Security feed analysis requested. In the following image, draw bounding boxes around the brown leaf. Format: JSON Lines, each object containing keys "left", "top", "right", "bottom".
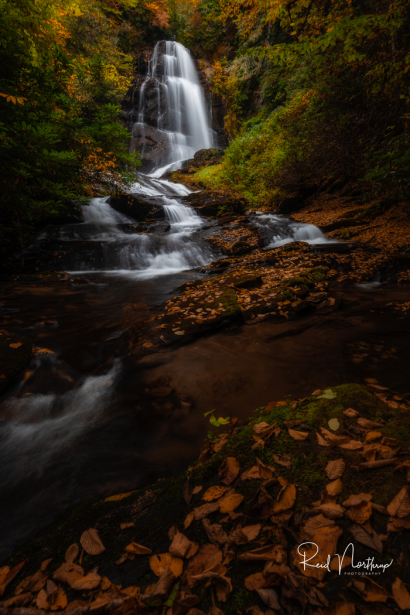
{"left": 272, "top": 482, "right": 296, "bottom": 513}
{"left": 71, "top": 572, "right": 101, "bottom": 590}
{"left": 350, "top": 576, "right": 388, "bottom": 602}
{"left": 316, "top": 432, "right": 330, "bottom": 447}
{"left": 326, "top": 479, "right": 342, "bottom": 496}
{"left": 325, "top": 459, "right": 345, "bottom": 479}
{"left": 343, "top": 493, "right": 372, "bottom": 507}
{"left": 65, "top": 543, "right": 79, "bottom": 564}
{"left": 272, "top": 453, "right": 291, "bottom": 467}
{"left": 115, "top": 553, "right": 128, "bottom": 565}
{"left": 320, "top": 428, "right": 349, "bottom": 445}
{"left": 49, "top": 585, "right": 67, "bottom": 611}
{"left": 230, "top": 524, "right": 261, "bottom": 545}
{"left": 350, "top": 524, "right": 383, "bottom": 554}
{"left": 314, "top": 503, "right": 344, "bottom": 519}
{"left": 343, "top": 408, "right": 360, "bottom": 417}
{"left": 255, "top": 588, "right": 281, "bottom": 610}
{"left": 219, "top": 493, "right": 244, "bottom": 513}
{"left": 192, "top": 486, "right": 202, "bottom": 495}
{"left": 120, "top": 522, "right": 135, "bottom": 530}
{"left": 315, "top": 602, "right": 355, "bottom": 615}
{"left": 40, "top": 559, "right": 52, "bottom": 571}
{"left": 185, "top": 544, "right": 222, "bottom": 587}
{"left": 80, "top": 528, "right": 105, "bottom": 555}
{"left": 300, "top": 515, "right": 335, "bottom": 540}
{"left": 152, "top": 567, "right": 176, "bottom": 597}
{"left": 358, "top": 457, "right": 398, "bottom": 470}
{"left": 357, "top": 418, "right": 384, "bottom": 429}
{"left": 244, "top": 573, "right": 266, "bottom": 591}
{"left": 338, "top": 440, "right": 363, "bottom": 450}
{"left": 294, "top": 525, "right": 343, "bottom": 580}
{"left": 15, "top": 570, "right": 47, "bottom": 595}
{"left": 364, "top": 431, "right": 382, "bottom": 443}
{"left": 202, "top": 486, "right": 228, "bottom": 501}
{"left": 345, "top": 501, "right": 372, "bottom": 525}
{"left": 239, "top": 544, "right": 287, "bottom": 563}
{"left": 184, "top": 511, "right": 195, "bottom": 529}
{"left": 387, "top": 486, "right": 410, "bottom": 518}
{"left": 36, "top": 589, "right": 49, "bottom": 610}
{"left": 218, "top": 457, "right": 240, "bottom": 485}
{"left": 288, "top": 428, "right": 309, "bottom": 441}
{"left": 53, "top": 563, "right": 84, "bottom": 588}
{"left": 213, "top": 435, "right": 229, "bottom": 452}
{"left": 202, "top": 519, "right": 229, "bottom": 545}
{"left": 10, "top": 342, "right": 23, "bottom": 348}
{"left": 241, "top": 458, "right": 275, "bottom": 480}
{"left": 149, "top": 553, "right": 183, "bottom": 578}
{"left": 0, "top": 561, "right": 26, "bottom": 596}
{"left": 170, "top": 533, "right": 192, "bottom": 558}
{"left": 187, "top": 542, "right": 199, "bottom": 559}
{"left": 125, "top": 542, "right": 152, "bottom": 555}
{"left": 193, "top": 502, "right": 220, "bottom": 521}
{"left": 392, "top": 577, "right": 410, "bottom": 610}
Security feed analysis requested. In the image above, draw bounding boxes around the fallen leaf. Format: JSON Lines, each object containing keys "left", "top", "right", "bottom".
{"left": 392, "top": 577, "right": 410, "bottom": 610}
{"left": 326, "top": 479, "right": 342, "bottom": 496}
{"left": 365, "top": 431, "right": 382, "bottom": 443}
{"left": 202, "top": 486, "right": 228, "bottom": 501}
{"left": 202, "top": 519, "right": 229, "bottom": 545}
{"left": 65, "top": 544, "right": 79, "bottom": 564}
{"left": 49, "top": 585, "right": 67, "bottom": 611}
{"left": 351, "top": 576, "right": 388, "bottom": 602}
{"left": 316, "top": 432, "right": 330, "bottom": 447}
{"left": 10, "top": 342, "right": 23, "bottom": 348}
{"left": 150, "top": 553, "right": 183, "bottom": 578}
{"left": 272, "top": 482, "right": 296, "bottom": 512}
{"left": 338, "top": 440, "right": 363, "bottom": 450}
{"left": 300, "top": 515, "right": 335, "bottom": 540}
{"left": 241, "top": 458, "right": 275, "bottom": 480}
{"left": 80, "top": 528, "right": 105, "bottom": 555}
{"left": 0, "top": 561, "right": 26, "bottom": 596}
{"left": 193, "top": 502, "right": 220, "bottom": 521}
{"left": 387, "top": 486, "right": 410, "bottom": 518}
{"left": 185, "top": 544, "right": 223, "bottom": 587}
{"left": 36, "top": 589, "right": 49, "bottom": 610}
{"left": 350, "top": 525, "right": 383, "bottom": 553}
{"left": 288, "top": 428, "right": 309, "bottom": 441}
{"left": 343, "top": 493, "right": 372, "bottom": 507}
{"left": 319, "top": 389, "right": 337, "bottom": 399}
{"left": 294, "top": 525, "right": 343, "bottom": 580}
{"left": 244, "top": 573, "right": 266, "bottom": 590}
{"left": 358, "top": 457, "right": 398, "bottom": 470}
{"left": 192, "top": 486, "right": 202, "bottom": 495}
{"left": 239, "top": 544, "right": 287, "bottom": 562}
{"left": 71, "top": 572, "right": 101, "bottom": 590}
{"left": 53, "top": 563, "right": 84, "bottom": 587}
{"left": 120, "top": 522, "right": 134, "bottom": 530}
{"left": 345, "top": 501, "right": 372, "bottom": 525}
{"left": 170, "top": 533, "right": 192, "bottom": 558}
{"left": 230, "top": 524, "right": 261, "bottom": 545}
{"left": 125, "top": 542, "right": 152, "bottom": 555}
{"left": 219, "top": 492, "right": 244, "bottom": 513}
{"left": 37, "top": 348, "right": 54, "bottom": 354}
{"left": 325, "top": 459, "right": 345, "bottom": 479}
{"left": 272, "top": 453, "right": 291, "bottom": 467}
{"left": 104, "top": 491, "right": 136, "bottom": 502}
{"left": 343, "top": 408, "right": 360, "bottom": 417}
{"left": 357, "top": 418, "right": 384, "bottom": 429}
{"left": 328, "top": 418, "right": 340, "bottom": 431}
{"left": 218, "top": 457, "right": 240, "bottom": 485}
{"left": 255, "top": 588, "right": 281, "bottom": 610}
{"left": 315, "top": 503, "right": 344, "bottom": 519}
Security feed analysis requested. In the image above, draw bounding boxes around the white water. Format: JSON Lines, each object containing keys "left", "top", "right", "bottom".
{"left": 57, "top": 41, "right": 333, "bottom": 279}
{"left": 135, "top": 41, "right": 212, "bottom": 177}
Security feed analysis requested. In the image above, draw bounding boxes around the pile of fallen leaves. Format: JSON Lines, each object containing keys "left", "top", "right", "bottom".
{"left": 1, "top": 383, "right": 410, "bottom": 615}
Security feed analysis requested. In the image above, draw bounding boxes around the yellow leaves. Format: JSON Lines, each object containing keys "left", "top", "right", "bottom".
{"left": 9, "top": 342, "right": 23, "bottom": 349}
{"left": 0, "top": 93, "right": 26, "bottom": 105}
{"left": 149, "top": 553, "right": 183, "bottom": 578}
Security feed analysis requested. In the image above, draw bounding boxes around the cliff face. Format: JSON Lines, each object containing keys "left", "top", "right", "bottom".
{"left": 122, "top": 43, "right": 228, "bottom": 171}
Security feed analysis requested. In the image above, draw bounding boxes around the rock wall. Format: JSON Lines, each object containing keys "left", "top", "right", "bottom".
{"left": 122, "top": 43, "right": 228, "bottom": 170}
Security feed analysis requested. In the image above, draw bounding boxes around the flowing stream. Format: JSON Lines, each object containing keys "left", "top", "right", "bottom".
{"left": 0, "top": 41, "right": 336, "bottom": 561}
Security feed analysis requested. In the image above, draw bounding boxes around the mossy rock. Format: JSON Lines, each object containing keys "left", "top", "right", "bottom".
{"left": 3, "top": 384, "right": 409, "bottom": 613}
{"left": 234, "top": 275, "right": 262, "bottom": 289}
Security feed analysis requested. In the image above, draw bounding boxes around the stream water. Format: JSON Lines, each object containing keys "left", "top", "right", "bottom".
{"left": 0, "top": 41, "right": 353, "bottom": 561}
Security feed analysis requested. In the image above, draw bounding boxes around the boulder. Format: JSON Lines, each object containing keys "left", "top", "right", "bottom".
{"left": 183, "top": 190, "right": 247, "bottom": 218}
{"left": 109, "top": 193, "right": 165, "bottom": 222}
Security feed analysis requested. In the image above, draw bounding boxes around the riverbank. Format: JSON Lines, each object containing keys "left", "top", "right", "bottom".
{"left": 1, "top": 381, "right": 410, "bottom": 614}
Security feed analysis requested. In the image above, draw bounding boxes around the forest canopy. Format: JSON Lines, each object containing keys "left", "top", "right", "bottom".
{"left": 1, "top": 0, "right": 409, "bottom": 248}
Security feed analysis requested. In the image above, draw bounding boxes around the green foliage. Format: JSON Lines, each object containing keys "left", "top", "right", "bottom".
{"left": 0, "top": 0, "right": 140, "bottom": 258}
{"left": 204, "top": 409, "right": 230, "bottom": 427}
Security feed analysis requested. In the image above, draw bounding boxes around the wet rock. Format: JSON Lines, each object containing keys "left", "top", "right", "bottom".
{"left": 183, "top": 190, "right": 247, "bottom": 218}
{"left": 151, "top": 385, "right": 174, "bottom": 397}
{"left": 109, "top": 193, "right": 165, "bottom": 222}
{"left": 306, "top": 292, "right": 328, "bottom": 304}
{"left": 234, "top": 274, "right": 263, "bottom": 289}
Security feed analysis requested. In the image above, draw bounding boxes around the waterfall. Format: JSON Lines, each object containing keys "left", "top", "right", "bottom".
{"left": 132, "top": 41, "right": 212, "bottom": 177}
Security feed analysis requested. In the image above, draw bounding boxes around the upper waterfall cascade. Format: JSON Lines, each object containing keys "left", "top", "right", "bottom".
{"left": 134, "top": 41, "right": 213, "bottom": 177}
